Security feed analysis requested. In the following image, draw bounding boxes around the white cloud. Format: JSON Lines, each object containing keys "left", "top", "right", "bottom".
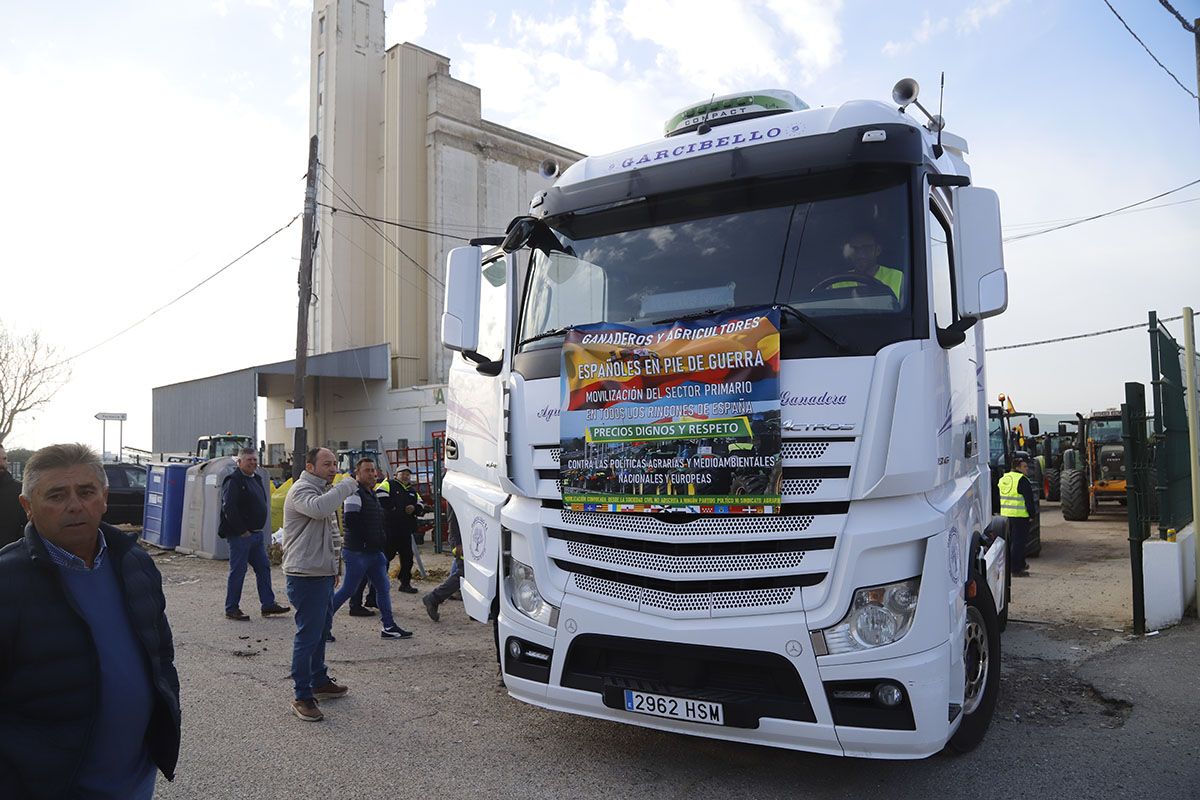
{"left": 882, "top": 13, "right": 949, "bottom": 57}
{"left": 618, "top": 0, "right": 789, "bottom": 95}
{"left": 585, "top": 0, "right": 619, "bottom": 69}
{"left": 386, "top": 0, "right": 433, "bottom": 47}
{"left": 510, "top": 12, "right": 582, "bottom": 49}
{"left": 764, "top": 0, "right": 844, "bottom": 84}
{"left": 957, "top": 0, "right": 1011, "bottom": 34}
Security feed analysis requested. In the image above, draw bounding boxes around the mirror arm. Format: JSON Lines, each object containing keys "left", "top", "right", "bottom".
{"left": 935, "top": 316, "right": 977, "bottom": 349}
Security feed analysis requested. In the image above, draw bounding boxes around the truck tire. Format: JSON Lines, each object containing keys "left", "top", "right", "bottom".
{"left": 949, "top": 576, "right": 1001, "bottom": 753}
{"left": 1060, "top": 468, "right": 1089, "bottom": 521}
{"left": 1044, "top": 467, "right": 1061, "bottom": 502}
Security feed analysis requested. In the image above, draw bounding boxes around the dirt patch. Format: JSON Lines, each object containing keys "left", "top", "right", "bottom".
{"left": 998, "top": 657, "right": 1132, "bottom": 729}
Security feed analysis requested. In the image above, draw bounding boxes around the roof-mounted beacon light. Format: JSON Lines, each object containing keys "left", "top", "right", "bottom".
{"left": 664, "top": 90, "right": 807, "bottom": 137}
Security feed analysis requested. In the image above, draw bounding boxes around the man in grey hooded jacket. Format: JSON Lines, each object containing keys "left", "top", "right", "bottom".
{"left": 282, "top": 446, "right": 357, "bottom": 721}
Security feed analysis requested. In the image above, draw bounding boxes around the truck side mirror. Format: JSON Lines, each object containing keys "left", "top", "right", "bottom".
{"left": 1029, "top": 416, "right": 1040, "bottom": 436}
{"left": 441, "top": 246, "right": 482, "bottom": 353}
{"left": 952, "top": 187, "right": 1007, "bottom": 320}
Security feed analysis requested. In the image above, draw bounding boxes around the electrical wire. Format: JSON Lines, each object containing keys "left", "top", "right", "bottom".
{"left": 325, "top": 218, "right": 442, "bottom": 304}
{"left": 316, "top": 202, "right": 497, "bottom": 240}
{"left": 1003, "top": 177, "right": 1200, "bottom": 242}
{"left": 1102, "top": 0, "right": 1198, "bottom": 99}
{"left": 1001, "top": 195, "right": 1200, "bottom": 230}
{"left": 54, "top": 214, "right": 301, "bottom": 367}
{"left": 316, "top": 165, "right": 445, "bottom": 288}
{"left": 1156, "top": 0, "right": 1196, "bottom": 33}
{"left": 986, "top": 314, "right": 1184, "bottom": 352}
{"left": 318, "top": 231, "right": 373, "bottom": 407}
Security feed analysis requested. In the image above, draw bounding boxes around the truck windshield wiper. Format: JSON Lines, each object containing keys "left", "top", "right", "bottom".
{"left": 516, "top": 325, "right": 574, "bottom": 349}
{"left": 777, "top": 304, "right": 853, "bottom": 354}
{"left": 652, "top": 304, "right": 852, "bottom": 354}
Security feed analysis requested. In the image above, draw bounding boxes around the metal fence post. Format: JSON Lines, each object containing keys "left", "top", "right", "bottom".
{"left": 1184, "top": 308, "right": 1200, "bottom": 616}
{"left": 1123, "top": 384, "right": 1149, "bottom": 635}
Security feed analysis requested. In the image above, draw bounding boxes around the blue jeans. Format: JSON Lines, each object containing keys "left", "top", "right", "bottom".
{"left": 430, "top": 556, "right": 463, "bottom": 604}
{"left": 332, "top": 549, "right": 395, "bottom": 628}
{"left": 286, "top": 575, "right": 334, "bottom": 700}
{"left": 225, "top": 531, "right": 277, "bottom": 613}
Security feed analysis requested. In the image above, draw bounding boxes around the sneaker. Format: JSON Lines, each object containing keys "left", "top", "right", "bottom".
{"left": 422, "top": 593, "right": 440, "bottom": 622}
{"left": 381, "top": 624, "right": 414, "bottom": 639}
{"left": 348, "top": 606, "right": 377, "bottom": 617}
{"left": 291, "top": 698, "right": 324, "bottom": 722}
{"left": 363, "top": 600, "right": 378, "bottom": 610}
{"left": 1013, "top": 568, "right": 1031, "bottom": 578}
{"left": 261, "top": 603, "right": 291, "bottom": 616}
{"left": 225, "top": 608, "right": 250, "bottom": 621}
{"left": 325, "top": 632, "right": 336, "bottom": 643}
{"left": 397, "top": 584, "right": 419, "bottom": 594}
{"left": 313, "top": 681, "right": 348, "bottom": 700}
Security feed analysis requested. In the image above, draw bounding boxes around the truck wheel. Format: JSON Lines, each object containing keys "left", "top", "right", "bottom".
{"left": 1044, "top": 467, "right": 1060, "bottom": 502}
{"left": 1060, "top": 469, "right": 1089, "bottom": 521}
{"left": 949, "top": 577, "right": 1001, "bottom": 753}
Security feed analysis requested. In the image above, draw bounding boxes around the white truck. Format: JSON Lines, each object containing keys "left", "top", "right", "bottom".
{"left": 439, "top": 82, "right": 1010, "bottom": 758}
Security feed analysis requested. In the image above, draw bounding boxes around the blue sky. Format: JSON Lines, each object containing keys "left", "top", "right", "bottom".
{"left": 2, "top": 0, "right": 1197, "bottom": 451}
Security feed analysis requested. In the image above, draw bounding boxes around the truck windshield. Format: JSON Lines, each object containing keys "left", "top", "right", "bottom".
{"left": 1089, "top": 420, "right": 1122, "bottom": 444}
{"left": 518, "top": 168, "right": 914, "bottom": 357}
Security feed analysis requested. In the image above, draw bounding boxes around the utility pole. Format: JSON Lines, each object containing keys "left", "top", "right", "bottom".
{"left": 292, "top": 135, "right": 319, "bottom": 481}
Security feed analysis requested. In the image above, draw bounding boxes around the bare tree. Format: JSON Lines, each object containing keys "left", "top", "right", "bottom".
{"left": 0, "top": 324, "right": 70, "bottom": 446}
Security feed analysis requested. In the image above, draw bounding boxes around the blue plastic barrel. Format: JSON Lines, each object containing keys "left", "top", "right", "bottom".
{"left": 142, "top": 463, "right": 188, "bottom": 549}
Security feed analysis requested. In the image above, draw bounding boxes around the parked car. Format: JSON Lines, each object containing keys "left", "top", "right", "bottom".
{"left": 103, "top": 462, "right": 148, "bottom": 526}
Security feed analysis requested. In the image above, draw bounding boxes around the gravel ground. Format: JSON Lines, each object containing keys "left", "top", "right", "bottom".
{"left": 148, "top": 531, "right": 1199, "bottom": 799}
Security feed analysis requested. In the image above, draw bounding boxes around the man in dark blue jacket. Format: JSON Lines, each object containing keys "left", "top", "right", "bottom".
{"left": 220, "top": 447, "right": 290, "bottom": 620}
{"left": 0, "top": 443, "right": 181, "bottom": 799}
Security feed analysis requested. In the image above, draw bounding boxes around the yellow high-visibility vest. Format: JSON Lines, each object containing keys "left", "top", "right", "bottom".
{"left": 832, "top": 265, "right": 903, "bottom": 300}
{"left": 998, "top": 471, "right": 1030, "bottom": 518}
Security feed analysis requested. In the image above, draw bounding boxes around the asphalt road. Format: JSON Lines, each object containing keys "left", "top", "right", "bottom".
{"left": 151, "top": 549, "right": 1199, "bottom": 800}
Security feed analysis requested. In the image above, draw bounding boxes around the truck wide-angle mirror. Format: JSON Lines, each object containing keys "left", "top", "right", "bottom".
{"left": 952, "top": 187, "right": 1007, "bottom": 320}
{"left": 441, "top": 246, "right": 483, "bottom": 352}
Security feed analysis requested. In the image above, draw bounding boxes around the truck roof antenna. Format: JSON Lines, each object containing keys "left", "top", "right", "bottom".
{"left": 933, "top": 72, "right": 946, "bottom": 159}
{"left": 697, "top": 94, "right": 716, "bottom": 135}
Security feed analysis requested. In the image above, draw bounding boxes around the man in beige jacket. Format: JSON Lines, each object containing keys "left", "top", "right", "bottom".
{"left": 282, "top": 446, "right": 357, "bottom": 722}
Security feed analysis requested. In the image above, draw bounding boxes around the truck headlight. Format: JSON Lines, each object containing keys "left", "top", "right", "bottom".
{"left": 822, "top": 578, "right": 920, "bottom": 655}
{"left": 506, "top": 558, "right": 559, "bottom": 627}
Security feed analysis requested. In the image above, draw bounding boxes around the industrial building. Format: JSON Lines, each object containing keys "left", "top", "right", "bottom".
{"left": 153, "top": 0, "right": 582, "bottom": 459}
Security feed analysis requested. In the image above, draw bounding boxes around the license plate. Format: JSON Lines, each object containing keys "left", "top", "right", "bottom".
{"left": 623, "top": 690, "right": 724, "bottom": 725}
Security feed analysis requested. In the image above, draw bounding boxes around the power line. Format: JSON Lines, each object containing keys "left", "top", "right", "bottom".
{"left": 1102, "top": 0, "right": 1198, "bottom": 100}
{"left": 316, "top": 202, "right": 496, "bottom": 240}
{"left": 55, "top": 214, "right": 301, "bottom": 367}
{"left": 1001, "top": 195, "right": 1200, "bottom": 230}
{"left": 1156, "top": 0, "right": 1196, "bottom": 33}
{"left": 316, "top": 165, "right": 445, "bottom": 288}
{"left": 986, "top": 314, "right": 1184, "bottom": 352}
{"left": 1003, "top": 177, "right": 1200, "bottom": 242}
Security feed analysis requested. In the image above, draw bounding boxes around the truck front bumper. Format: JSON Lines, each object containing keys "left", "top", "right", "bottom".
{"left": 499, "top": 592, "right": 956, "bottom": 760}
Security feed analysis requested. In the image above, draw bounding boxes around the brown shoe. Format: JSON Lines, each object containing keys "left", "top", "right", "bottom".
{"left": 225, "top": 609, "right": 250, "bottom": 621}
{"left": 313, "top": 681, "right": 348, "bottom": 700}
{"left": 291, "top": 698, "right": 324, "bottom": 722}
{"left": 261, "top": 603, "right": 292, "bottom": 616}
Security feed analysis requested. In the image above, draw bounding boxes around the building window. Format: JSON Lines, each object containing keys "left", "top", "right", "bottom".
{"left": 318, "top": 15, "right": 325, "bottom": 35}
{"left": 316, "top": 52, "right": 326, "bottom": 109}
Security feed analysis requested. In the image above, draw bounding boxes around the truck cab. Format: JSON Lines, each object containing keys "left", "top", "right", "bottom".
{"left": 439, "top": 83, "right": 1010, "bottom": 758}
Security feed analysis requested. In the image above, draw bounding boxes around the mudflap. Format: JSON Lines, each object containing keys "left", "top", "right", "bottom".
{"left": 981, "top": 537, "right": 1006, "bottom": 617}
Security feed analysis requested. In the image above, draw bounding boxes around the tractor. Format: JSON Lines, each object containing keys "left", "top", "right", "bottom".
{"left": 1058, "top": 409, "right": 1126, "bottom": 521}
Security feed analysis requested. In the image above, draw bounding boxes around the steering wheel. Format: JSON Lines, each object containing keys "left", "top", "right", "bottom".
{"left": 810, "top": 272, "right": 894, "bottom": 296}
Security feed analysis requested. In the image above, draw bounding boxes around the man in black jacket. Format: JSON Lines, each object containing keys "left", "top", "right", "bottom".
{"left": 0, "top": 445, "right": 27, "bottom": 548}
{"left": 0, "top": 443, "right": 181, "bottom": 799}
{"left": 220, "top": 447, "right": 290, "bottom": 620}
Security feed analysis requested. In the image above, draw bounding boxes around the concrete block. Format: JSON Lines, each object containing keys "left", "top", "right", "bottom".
{"left": 1143, "top": 537, "right": 1188, "bottom": 629}
{"left": 1178, "top": 525, "right": 1196, "bottom": 609}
